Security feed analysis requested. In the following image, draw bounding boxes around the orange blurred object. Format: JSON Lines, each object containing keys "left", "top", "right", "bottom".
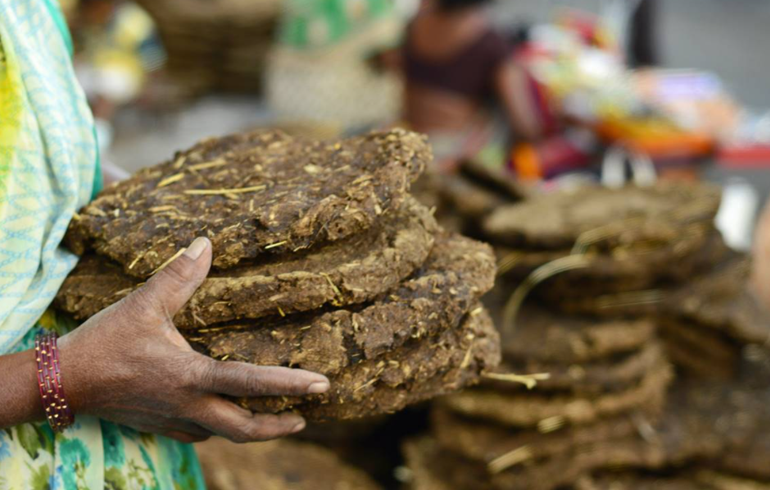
{"left": 594, "top": 117, "right": 714, "bottom": 160}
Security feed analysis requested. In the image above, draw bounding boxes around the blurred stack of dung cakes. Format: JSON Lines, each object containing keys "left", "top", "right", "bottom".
{"left": 136, "top": 0, "right": 283, "bottom": 94}
{"left": 197, "top": 436, "right": 382, "bottom": 490}
{"left": 56, "top": 128, "right": 501, "bottom": 422}
{"left": 404, "top": 183, "right": 770, "bottom": 489}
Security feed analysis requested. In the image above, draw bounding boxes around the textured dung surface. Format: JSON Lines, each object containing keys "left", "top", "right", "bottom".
{"left": 440, "top": 360, "right": 671, "bottom": 428}
{"left": 502, "top": 304, "right": 656, "bottom": 363}
{"left": 196, "top": 234, "right": 496, "bottom": 377}
{"left": 65, "top": 128, "right": 431, "bottom": 277}
{"left": 483, "top": 184, "right": 721, "bottom": 249}
{"left": 56, "top": 197, "right": 438, "bottom": 328}
{"left": 196, "top": 438, "right": 381, "bottom": 490}
{"left": 493, "top": 341, "right": 666, "bottom": 395}
{"left": 665, "top": 257, "right": 770, "bottom": 346}
{"left": 576, "top": 471, "right": 770, "bottom": 490}
{"left": 243, "top": 307, "right": 501, "bottom": 421}
{"left": 431, "top": 406, "right": 648, "bottom": 465}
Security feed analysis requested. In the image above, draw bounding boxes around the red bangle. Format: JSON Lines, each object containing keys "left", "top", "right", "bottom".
{"left": 35, "top": 332, "right": 74, "bottom": 432}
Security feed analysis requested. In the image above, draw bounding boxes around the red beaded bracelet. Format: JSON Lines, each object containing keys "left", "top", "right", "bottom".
{"left": 35, "top": 332, "right": 74, "bottom": 432}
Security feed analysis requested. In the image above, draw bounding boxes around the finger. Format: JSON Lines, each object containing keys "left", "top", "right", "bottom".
{"left": 194, "top": 397, "right": 306, "bottom": 443}
{"left": 199, "top": 359, "right": 330, "bottom": 397}
{"left": 135, "top": 237, "right": 212, "bottom": 317}
{"left": 163, "top": 431, "right": 210, "bottom": 444}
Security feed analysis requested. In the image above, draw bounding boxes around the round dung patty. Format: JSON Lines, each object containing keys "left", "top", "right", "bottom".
{"left": 243, "top": 307, "right": 501, "bottom": 421}
{"left": 502, "top": 304, "right": 656, "bottom": 363}
{"left": 483, "top": 184, "right": 720, "bottom": 250}
{"left": 56, "top": 197, "right": 438, "bottom": 328}
{"left": 65, "top": 128, "right": 431, "bottom": 277}
{"left": 493, "top": 340, "right": 666, "bottom": 395}
{"left": 440, "top": 360, "right": 671, "bottom": 428}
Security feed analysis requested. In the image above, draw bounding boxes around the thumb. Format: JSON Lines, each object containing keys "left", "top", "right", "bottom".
{"left": 138, "top": 237, "right": 212, "bottom": 317}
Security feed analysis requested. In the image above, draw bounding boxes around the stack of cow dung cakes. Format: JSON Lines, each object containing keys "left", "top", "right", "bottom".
{"left": 488, "top": 184, "right": 726, "bottom": 303}
{"left": 402, "top": 303, "right": 672, "bottom": 490}
{"left": 405, "top": 333, "right": 770, "bottom": 490}
{"left": 56, "top": 128, "right": 501, "bottom": 422}
{"left": 401, "top": 183, "right": 764, "bottom": 490}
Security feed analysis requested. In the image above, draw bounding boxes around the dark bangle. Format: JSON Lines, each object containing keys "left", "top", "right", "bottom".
{"left": 35, "top": 332, "right": 75, "bottom": 432}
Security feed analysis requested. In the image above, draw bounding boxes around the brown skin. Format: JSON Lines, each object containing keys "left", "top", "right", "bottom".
{"left": 404, "top": 0, "right": 542, "bottom": 139}
{"left": 0, "top": 237, "right": 330, "bottom": 444}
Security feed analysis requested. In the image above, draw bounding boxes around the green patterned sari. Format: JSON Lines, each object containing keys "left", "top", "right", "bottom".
{"left": 0, "top": 1, "right": 204, "bottom": 488}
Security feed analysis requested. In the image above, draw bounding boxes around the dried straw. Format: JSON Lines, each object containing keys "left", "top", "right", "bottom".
{"left": 482, "top": 372, "right": 551, "bottom": 390}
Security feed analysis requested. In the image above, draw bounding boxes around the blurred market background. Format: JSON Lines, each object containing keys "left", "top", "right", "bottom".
{"left": 64, "top": 0, "right": 770, "bottom": 246}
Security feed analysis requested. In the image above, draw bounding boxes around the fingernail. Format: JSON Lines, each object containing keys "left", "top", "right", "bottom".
{"left": 184, "top": 237, "right": 209, "bottom": 261}
{"left": 308, "top": 381, "right": 330, "bottom": 394}
{"left": 291, "top": 420, "right": 306, "bottom": 433}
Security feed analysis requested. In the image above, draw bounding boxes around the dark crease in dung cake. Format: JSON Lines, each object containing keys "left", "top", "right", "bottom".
{"left": 244, "top": 308, "right": 500, "bottom": 421}
{"left": 65, "top": 128, "right": 431, "bottom": 277}
{"left": 56, "top": 197, "right": 438, "bottom": 328}
{"left": 194, "top": 234, "right": 496, "bottom": 377}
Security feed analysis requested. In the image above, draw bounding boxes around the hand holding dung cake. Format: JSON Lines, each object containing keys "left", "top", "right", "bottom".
{"left": 58, "top": 236, "right": 329, "bottom": 443}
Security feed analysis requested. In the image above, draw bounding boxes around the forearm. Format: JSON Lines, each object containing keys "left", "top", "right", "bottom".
{"left": 0, "top": 349, "right": 45, "bottom": 428}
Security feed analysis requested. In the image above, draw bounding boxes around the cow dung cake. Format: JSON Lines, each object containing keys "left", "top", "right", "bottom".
{"left": 66, "top": 128, "right": 432, "bottom": 277}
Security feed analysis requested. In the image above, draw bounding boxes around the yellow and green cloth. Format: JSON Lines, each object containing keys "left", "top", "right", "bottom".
{"left": 0, "top": 1, "right": 203, "bottom": 488}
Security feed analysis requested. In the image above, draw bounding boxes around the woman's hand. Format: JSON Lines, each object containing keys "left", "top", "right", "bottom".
{"left": 58, "top": 237, "right": 329, "bottom": 444}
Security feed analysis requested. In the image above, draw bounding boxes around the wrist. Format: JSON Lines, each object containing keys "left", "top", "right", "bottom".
{"left": 56, "top": 333, "right": 91, "bottom": 414}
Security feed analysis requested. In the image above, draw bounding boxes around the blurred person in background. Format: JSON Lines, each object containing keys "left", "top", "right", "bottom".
{"left": 267, "top": 0, "right": 409, "bottom": 132}
{"left": 0, "top": 1, "right": 329, "bottom": 487}
{"left": 402, "top": 0, "right": 546, "bottom": 170}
